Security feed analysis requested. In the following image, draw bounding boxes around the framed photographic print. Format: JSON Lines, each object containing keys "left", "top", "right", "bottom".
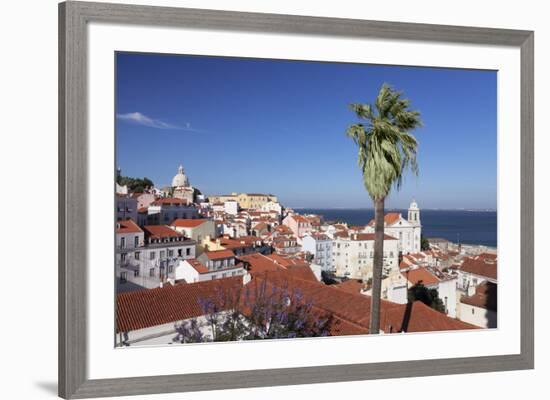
{"left": 59, "top": 1, "right": 534, "bottom": 398}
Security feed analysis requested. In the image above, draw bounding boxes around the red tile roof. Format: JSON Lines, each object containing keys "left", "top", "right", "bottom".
{"left": 116, "top": 219, "right": 143, "bottom": 234}
{"left": 309, "top": 232, "right": 330, "bottom": 240}
{"left": 460, "top": 257, "right": 498, "bottom": 280}
{"left": 289, "top": 214, "right": 310, "bottom": 224}
{"left": 152, "top": 198, "right": 190, "bottom": 206}
{"left": 203, "top": 249, "right": 235, "bottom": 260}
{"left": 116, "top": 277, "right": 243, "bottom": 332}
{"left": 402, "top": 267, "right": 440, "bottom": 287}
{"left": 334, "top": 279, "right": 364, "bottom": 294}
{"left": 240, "top": 253, "right": 318, "bottom": 283}
{"left": 266, "top": 253, "right": 300, "bottom": 266}
{"left": 253, "top": 222, "right": 269, "bottom": 231}
{"left": 333, "top": 230, "right": 349, "bottom": 239}
{"left": 251, "top": 273, "right": 477, "bottom": 333}
{"left": 171, "top": 219, "right": 209, "bottom": 228}
{"left": 219, "top": 236, "right": 263, "bottom": 249}
{"left": 368, "top": 212, "right": 403, "bottom": 226}
{"left": 476, "top": 253, "right": 498, "bottom": 261}
{"left": 350, "top": 233, "right": 398, "bottom": 241}
{"left": 117, "top": 269, "right": 477, "bottom": 334}
{"left": 239, "top": 253, "right": 285, "bottom": 274}
{"left": 184, "top": 259, "right": 209, "bottom": 274}
{"left": 143, "top": 225, "right": 184, "bottom": 239}
{"left": 460, "top": 282, "right": 497, "bottom": 311}
{"left": 380, "top": 301, "right": 477, "bottom": 333}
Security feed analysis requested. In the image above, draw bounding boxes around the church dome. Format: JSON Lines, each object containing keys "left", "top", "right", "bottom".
{"left": 172, "top": 165, "right": 189, "bottom": 187}
{"left": 409, "top": 200, "right": 419, "bottom": 210}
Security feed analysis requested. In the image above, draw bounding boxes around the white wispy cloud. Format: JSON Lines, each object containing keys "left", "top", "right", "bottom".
{"left": 117, "top": 112, "right": 183, "bottom": 130}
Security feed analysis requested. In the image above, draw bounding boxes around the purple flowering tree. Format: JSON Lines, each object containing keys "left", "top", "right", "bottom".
{"left": 174, "top": 278, "right": 331, "bottom": 343}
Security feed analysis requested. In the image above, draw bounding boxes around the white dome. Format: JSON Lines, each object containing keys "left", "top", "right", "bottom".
{"left": 409, "top": 200, "right": 419, "bottom": 209}
{"left": 172, "top": 165, "right": 189, "bottom": 187}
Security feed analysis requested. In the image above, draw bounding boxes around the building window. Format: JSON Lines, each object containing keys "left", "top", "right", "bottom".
{"left": 119, "top": 272, "right": 127, "bottom": 283}
{"left": 168, "top": 250, "right": 174, "bottom": 257}
{"left": 186, "top": 248, "right": 191, "bottom": 256}
{"left": 134, "top": 270, "right": 139, "bottom": 277}
{"left": 134, "top": 236, "right": 139, "bottom": 247}
{"left": 149, "top": 268, "right": 155, "bottom": 277}
{"left": 120, "top": 237, "right": 125, "bottom": 249}
{"left": 134, "top": 252, "right": 140, "bottom": 260}
{"left": 150, "top": 252, "right": 155, "bottom": 260}
{"left": 160, "top": 250, "right": 165, "bottom": 259}
{"left": 168, "top": 265, "right": 174, "bottom": 273}
{"left": 471, "top": 308, "right": 475, "bottom": 315}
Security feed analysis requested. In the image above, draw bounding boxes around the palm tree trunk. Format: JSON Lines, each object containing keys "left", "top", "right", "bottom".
{"left": 369, "top": 197, "right": 385, "bottom": 334}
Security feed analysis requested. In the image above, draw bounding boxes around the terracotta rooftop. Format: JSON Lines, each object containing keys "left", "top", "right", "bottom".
{"left": 253, "top": 222, "right": 269, "bottom": 231}
{"left": 240, "top": 253, "right": 318, "bottom": 283}
{"left": 309, "top": 232, "right": 331, "bottom": 241}
{"left": 203, "top": 249, "right": 235, "bottom": 260}
{"left": 368, "top": 212, "right": 403, "bottom": 226}
{"left": 171, "top": 218, "right": 210, "bottom": 228}
{"left": 333, "top": 230, "right": 349, "bottom": 239}
{"left": 476, "top": 253, "right": 498, "bottom": 261}
{"left": 334, "top": 279, "right": 364, "bottom": 295}
{"left": 402, "top": 267, "right": 440, "bottom": 287}
{"left": 219, "top": 236, "right": 262, "bottom": 249}
{"left": 350, "top": 233, "right": 398, "bottom": 241}
{"left": 143, "top": 225, "right": 184, "bottom": 240}
{"left": 460, "top": 257, "right": 498, "bottom": 280}
{"left": 151, "top": 198, "right": 190, "bottom": 206}
{"left": 460, "top": 282, "right": 497, "bottom": 311}
{"left": 116, "top": 219, "right": 143, "bottom": 234}
{"left": 380, "top": 301, "right": 477, "bottom": 333}
{"left": 239, "top": 253, "right": 283, "bottom": 274}
{"left": 289, "top": 214, "right": 310, "bottom": 223}
{"left": 184, "top": 259, "right": 209, "bottom": 274}
{"left": 116, "top": 277, "right": 243, "bottom": 332}
{"left": 117, "top": 269, "right": 478, "bottom": 334}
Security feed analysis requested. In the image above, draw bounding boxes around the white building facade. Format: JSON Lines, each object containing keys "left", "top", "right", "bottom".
{"left": 116, "top": 225, "right": 197, "bottom": 290}
{"left": 301, "top": 233, "right": 334, "bottom": 272}
{"left": 334, "top": 233, "right": 399, "bottom": 280}
{"left": 365, "top": 200, "right": 422, "bottom": 255}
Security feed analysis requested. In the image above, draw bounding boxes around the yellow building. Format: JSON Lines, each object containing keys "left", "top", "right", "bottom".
{"left": 208, "top": 192, "right": 278, "bottom": 209}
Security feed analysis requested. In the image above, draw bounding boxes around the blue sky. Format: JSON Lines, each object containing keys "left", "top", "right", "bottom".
{"left": 116, "top": 52, "right": 497, "bottom": 210}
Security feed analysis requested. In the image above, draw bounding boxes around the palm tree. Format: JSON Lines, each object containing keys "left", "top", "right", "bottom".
{"left": 346, "top": 83, "right": 422, "bottom": 334}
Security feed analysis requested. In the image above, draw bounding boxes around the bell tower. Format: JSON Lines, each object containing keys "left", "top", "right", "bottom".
{"left": 408, "top": 200, "right": 420, "bottom": 225}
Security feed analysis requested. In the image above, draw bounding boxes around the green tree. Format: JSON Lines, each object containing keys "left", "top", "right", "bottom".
{"left": 117, "top": 175, "right": 154, "bottom": 193}
{"left": 421, "top": 235, "right": 430, "bottom": 251}
{"left": 346, "top": 84, "right": 422, "bottom": 334}
{"left": 407, "top": 283, "right": 446, "bottom": 313}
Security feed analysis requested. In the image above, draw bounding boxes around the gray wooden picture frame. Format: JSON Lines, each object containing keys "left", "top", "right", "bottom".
{"left": 59, "top": 1, "right": 534, "bottom": 398}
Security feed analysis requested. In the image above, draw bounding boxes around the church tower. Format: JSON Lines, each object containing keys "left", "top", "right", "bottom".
{"left": 408, "top": 200, "right": 420, "bottom": 225}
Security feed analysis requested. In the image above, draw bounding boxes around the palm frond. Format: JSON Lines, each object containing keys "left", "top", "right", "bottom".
{"left": 346, "top": 83, "right": 422, "bottom": 200}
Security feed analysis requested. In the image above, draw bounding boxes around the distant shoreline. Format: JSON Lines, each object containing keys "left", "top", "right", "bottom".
{"left": 293, "top": 207, "right": 497, "bottom": 213}
{"left": 294, "top": 208, "right": 497, "bottom": 248}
